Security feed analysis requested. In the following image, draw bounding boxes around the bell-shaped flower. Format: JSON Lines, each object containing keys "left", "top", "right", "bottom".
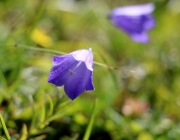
{"left": 48, "top": 48, "right": 94, "bottom": 100}
{"left": 109, "top": 3, "right": 156, "bottom": 44}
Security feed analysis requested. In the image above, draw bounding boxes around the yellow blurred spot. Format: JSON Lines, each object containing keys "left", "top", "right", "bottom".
{"left": 19, "top": 124, "right": 28, "bottom": 140}
{"left": 105, "top": 120, "right": 116, "bottom": 130}
{"left": 138, "top": 132, "right": 153, "bottom": 140}
{"left": 74, "top": 113, "right": 88, "bottom": 125}
{"left": 130, "top": 121, "right": 143, "bottom": 133}
{"left": 31, "top": 29, "right": 52, "bottom": 47}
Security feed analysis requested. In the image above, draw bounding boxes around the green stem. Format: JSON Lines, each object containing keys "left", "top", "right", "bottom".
{"left": 0, "top": 114, "right": 11, "bottom": 140}
{"left": 15, "top": 44, "right": 66, "bottom": 55}
{"left": 83, "top": 99, "right": 98, "bottom": 140}
{"left": 4, "top": 43, "right": 135, "bottom": 73}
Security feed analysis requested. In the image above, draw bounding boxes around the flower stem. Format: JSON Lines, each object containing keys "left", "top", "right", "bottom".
{"left": 0, "top": 114, "right": 11, "bottom": 140}
{"left": 15, "top": 44, "right": 66, "bottom": 55}
{"left": 83, "top": 99, "right": 98, "bottom": 140}
{"left": 5, "top": 43, "right": 136, "bottom": 73}
{"left": 94, "top": 61, "right": 137, "bottom": 73}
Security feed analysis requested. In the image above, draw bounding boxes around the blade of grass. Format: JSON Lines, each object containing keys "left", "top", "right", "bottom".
{"left": 19, "top": 124, "right": 28, "bottom": 140}
{"left": 39, "top": 102, "right": 46, "bottom": 129}
{"left": 0, "top": 136, "right": 6, "bottom": 140}
{"left": 27, "top": 0, "right": 47, "bottom": 35}
{"left": 83, "top": 98, "right": 98, "bottom": 140}
{"left": 1, "top": 44, "right": 66, "bottom": 55}
{"left": 0, "top": 114, "right": 11, "bottom": 140}
{"left": 15, "top": 44, "right": 66, "bottom": 55}
{"left": 46, "top": 94, "right": 54, "bottom": 118}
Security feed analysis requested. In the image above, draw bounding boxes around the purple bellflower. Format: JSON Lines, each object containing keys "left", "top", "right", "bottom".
{"left": 109, "top": 3, "right": 156, "bottom": 44}
{"left": 48, "top": 48, "right": 94, "bottom": 100}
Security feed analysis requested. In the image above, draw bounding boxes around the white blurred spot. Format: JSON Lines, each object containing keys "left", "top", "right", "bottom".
{"left": 168, "top": 0, "right": 180, "bottom": 13}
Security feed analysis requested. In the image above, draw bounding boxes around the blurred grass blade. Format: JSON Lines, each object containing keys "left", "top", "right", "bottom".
{"left": 0, "top": 71, "right": 7, "bottom": 90}
{"left": 83, "top": 99, "right": 98, "bottom": 140}
{"left": 46, "top": 94, "right": 54, "bottom": 118}
{"left": 27, "top": 0, "right": 47, "bottom": 35}
{"left": 0, "top": 114, "right": 11, "bottom": 140}
{"left": 2, "top": 44, "right": 66, "bottom": 54}
{"left": 0, "top": 136, "right": 6, "bottom": 140}
{"left": 29, "top": 95, "right": 37, "bottom": 134}
{"left": 39, "top": 102, "right": 46, "bottom": 128}
{"left": 15, "top": 44, "right": 66, "bottom": 55}
{"left": 19, "top": 124, "right": 28, "bottom": 140}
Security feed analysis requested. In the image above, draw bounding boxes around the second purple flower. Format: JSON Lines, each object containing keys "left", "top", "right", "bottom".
{"left": 109, "top": 3, "right": 156, "bottom": 44}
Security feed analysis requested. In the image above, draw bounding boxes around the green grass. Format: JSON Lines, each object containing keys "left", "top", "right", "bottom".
{"left": 0, "top": 0, "right": 180, "bottom": 139}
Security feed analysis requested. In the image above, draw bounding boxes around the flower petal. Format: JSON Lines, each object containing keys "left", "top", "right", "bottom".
{"left": 111, "top": 15, "right": 144, "bottom": 34}
{"left": 71, "top": 49, "right": 93, "bottom": 71}
{"left": 64, "top": 62, "right": 92, "bottom": 100}
{"left": 86, "top": 71, "right": 94, "bottom": 91}
{"left": 52, "top": 54, "right": 71, "bottom": 66}
{"left": 143, "top": 14, "right": 156, "bottom": 30}
{"left": 130, "top": 32, "right": 149, "bottom": 44}
{"left": 110, "top": 3, "right": 154, "bottom": 16}
{"left": 48, "top": 55, "right": 78, "bottom": 86}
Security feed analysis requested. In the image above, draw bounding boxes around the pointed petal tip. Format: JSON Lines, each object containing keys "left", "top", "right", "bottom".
{"left": 130, "top": 32, "right": 149, "bottom": 44}
{"left": 66, "top": 91, "right": 80, "bottom": 100}
{"left": 68, "top": 95, "right": 76, "bottom": 100}
{"left": 86, "top": 88, "right": 95, "bottom": 92}
{"left": 86, "top": 83, "right": 95, "bottom": 91}
{"left": 47, "top": 79, "right": 57, "bottom": 86}
{"left": 47, "top": 76, "right": 54, "bottom": 85}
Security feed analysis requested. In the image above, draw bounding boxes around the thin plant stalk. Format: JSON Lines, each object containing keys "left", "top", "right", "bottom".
{"left": 5, "top": 44, "right": 136, "bottom": 73}
{"left": 0, "top": 114, "right": 11, "bottom": 140}
{"left": 83, "top": 99, "right": 98, "bottom": 140}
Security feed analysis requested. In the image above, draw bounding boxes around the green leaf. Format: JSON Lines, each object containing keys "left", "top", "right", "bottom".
{"left": 19, "top": 124, "right": 28, "bottom": 140}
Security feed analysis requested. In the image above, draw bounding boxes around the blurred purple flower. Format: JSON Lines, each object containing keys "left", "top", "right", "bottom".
{"left": 48, "top": 48, "right": 94, "bottom": 100}
{"left": 109, "top": 3, "right": 156, "bottom": 44}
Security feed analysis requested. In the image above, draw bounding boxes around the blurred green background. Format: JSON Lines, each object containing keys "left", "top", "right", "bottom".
{"left": 0, "top": 0, "right": 180, "bottom": 139}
